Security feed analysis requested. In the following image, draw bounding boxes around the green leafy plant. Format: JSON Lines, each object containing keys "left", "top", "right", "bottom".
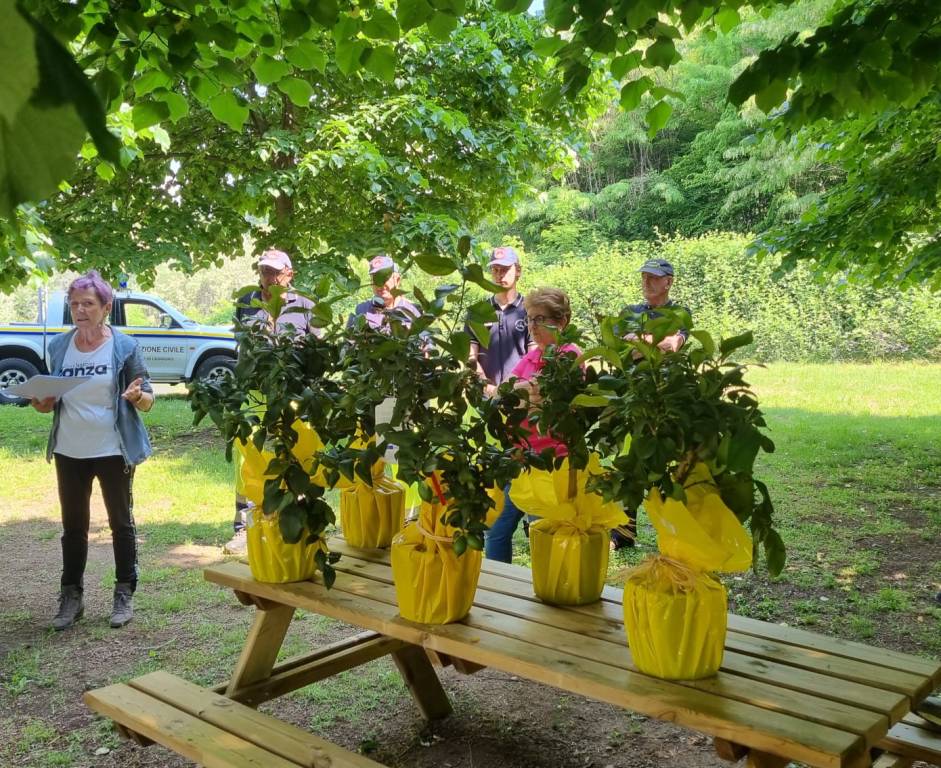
{"left": 570, "top": 308, "right": 784, "bottom": 574}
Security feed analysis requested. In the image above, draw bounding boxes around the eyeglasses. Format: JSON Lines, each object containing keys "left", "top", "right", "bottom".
{"left": 527, "top": 315, "right": 559, "bottom": 327}
{"left": 259, "top": 267, "right": 284, "bottom": 278}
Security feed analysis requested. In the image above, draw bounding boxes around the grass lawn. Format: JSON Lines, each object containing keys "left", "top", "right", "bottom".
{"left": 0, "top": 363, "right": 939, "bottom": 767}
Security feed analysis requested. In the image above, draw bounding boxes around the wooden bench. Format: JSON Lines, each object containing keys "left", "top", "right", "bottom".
{"left": 877, "top": 711, "right": 941, "bottom": 766}
{"left": 85, "top": 670, "right": 384, "bottom": 768}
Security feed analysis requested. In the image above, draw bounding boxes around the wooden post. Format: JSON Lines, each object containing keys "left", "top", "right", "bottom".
{"left": 713, "top": 737, "right": 749, "bottom": 762}
{"left": 225, "top": 602, "right": 296, "bottom": 702}
{"left": 391, "top": 644, "right": 453, "bottom": 721}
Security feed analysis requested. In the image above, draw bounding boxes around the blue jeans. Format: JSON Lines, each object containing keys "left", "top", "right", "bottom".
{"left": 485, "top": 486, "right": 524, "bottom": 563}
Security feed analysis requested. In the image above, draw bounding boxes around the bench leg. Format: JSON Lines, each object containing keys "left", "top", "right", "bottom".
{"left": 391, "top": 644, "right": 453, "bottom": 721}
{"left": 713, "top": 737, "right": 748, "bottom": 762}
{"left": 744, "top": 751, "right": 789, "bottom": 768}
{"left": 225, "top": 603, "right": 296, "bottom": 701}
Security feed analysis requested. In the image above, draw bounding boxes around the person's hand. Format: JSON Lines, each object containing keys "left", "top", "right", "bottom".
{"left": 31, "top": 396, "right": 56, "bottom": 413}
{"left": 484, "top": 383, "right": 497, "bottom": 398}
{"left": 122, "top": 377, "right": 145, "bottom": 407}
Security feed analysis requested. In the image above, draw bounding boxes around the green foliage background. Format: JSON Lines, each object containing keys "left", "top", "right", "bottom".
{"left": 5, "top": 232, "right": 938, "bottom": 363}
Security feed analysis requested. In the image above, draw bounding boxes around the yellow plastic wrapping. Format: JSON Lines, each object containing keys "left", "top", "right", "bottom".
{"left": 623, "top": 556, "right": 728, "bottom": 679}
{"left": 485, "top": 484, "right": 505, "bottom": 528}
{"left": 529, "top": 520, "right": 609, "bottom": 605}
{"left": 510, "top": 455, "right": 627, "bottom": 605}
{"left": 340, "top": 476, "right": 407, "bottom": 548}
{"left": 391, "top": 490, "right": 482, "bottom": 624}
{"left": 245, "top": 508, "right": 326, "bottom": 583}
{"left": 622, "top": 464, "right": 753, "bottom": 679}
{"left": 644, "top": 464, "right": 752, "bottom": 573}
{"left": 235, "top": 420, "right": 326, "bottom": 506}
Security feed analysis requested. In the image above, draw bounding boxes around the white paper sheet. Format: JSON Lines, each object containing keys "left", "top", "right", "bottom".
{"left": 5, "top": 375, "right": 91, "bottom": 400}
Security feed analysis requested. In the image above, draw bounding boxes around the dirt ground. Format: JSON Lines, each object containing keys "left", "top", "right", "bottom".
{"left": 0, "top": 495, "right": 936, "bottom": 768}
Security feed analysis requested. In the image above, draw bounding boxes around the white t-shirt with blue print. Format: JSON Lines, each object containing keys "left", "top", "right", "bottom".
{"left": 54, "top": 336, "right": 122, "bottom": 459}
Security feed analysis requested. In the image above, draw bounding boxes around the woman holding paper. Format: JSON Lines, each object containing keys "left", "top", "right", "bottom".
{"left": 31, "top": 270, "right": 154, "bottom": 631}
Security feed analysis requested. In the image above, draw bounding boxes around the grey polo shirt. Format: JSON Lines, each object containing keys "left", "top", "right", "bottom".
{"left": 466, "top": 294, "right": 532, "bottom": 385}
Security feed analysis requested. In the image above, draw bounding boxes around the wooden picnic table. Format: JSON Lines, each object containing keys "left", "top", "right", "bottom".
{"left": 204, "top": 538, "right": 941, "bottom": 768}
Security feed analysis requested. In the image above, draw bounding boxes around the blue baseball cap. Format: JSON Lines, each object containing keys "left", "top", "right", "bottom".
{"left": 488, "top": 246, "right": 520, "bottom": 267}
{"left": 639, "top": 258, "right": 674, "bottom": 277}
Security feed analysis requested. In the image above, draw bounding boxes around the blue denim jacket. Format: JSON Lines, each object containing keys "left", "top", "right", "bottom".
{"left": 45, "top": 328, "right": 154, "bottom": 466}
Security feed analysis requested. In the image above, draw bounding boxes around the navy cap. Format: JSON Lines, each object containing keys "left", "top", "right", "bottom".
{"left": 488, "top": 246, "right": 520, "bottom": 267}
{"left": 368, "top": 254, "right": 398, "bottom": 274}
{"left": 639, "top": 258, "right": 674, "bottom": 277}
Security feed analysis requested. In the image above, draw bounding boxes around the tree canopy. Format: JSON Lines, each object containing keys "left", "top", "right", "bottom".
{"left": 3, "top": 0, "right": 940, "bottom": 287}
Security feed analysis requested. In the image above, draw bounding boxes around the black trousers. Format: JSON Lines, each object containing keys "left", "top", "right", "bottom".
{"left": 54, "top": 454, "right": 138, "bottom": 591}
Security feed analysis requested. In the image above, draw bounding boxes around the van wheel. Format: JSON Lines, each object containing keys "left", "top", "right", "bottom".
{"left": 0, "top": 359, "right": 40, "bottom": 406}
{"left": 195, "top": 355, "right": 235, "bottom": 383}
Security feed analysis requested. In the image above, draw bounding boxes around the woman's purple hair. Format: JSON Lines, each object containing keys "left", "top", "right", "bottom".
{"left": 67, "top": 270, "right": 114, "bottom": 306}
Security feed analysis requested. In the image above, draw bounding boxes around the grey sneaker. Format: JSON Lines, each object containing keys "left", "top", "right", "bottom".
{"left": 52, "top": 585, "right": 84, "bottom": 631}
{"left": 223, "top": 529, "right": 248, "bottom": 555}
{"left": 110, "top": 583, "right": 134, "bottom": 628}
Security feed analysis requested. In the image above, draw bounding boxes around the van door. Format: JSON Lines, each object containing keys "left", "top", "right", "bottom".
{"left": 113, "top": 298, "right": 188, "bottom": 382}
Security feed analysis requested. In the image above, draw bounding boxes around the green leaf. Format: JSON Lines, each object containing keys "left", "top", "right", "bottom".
{"left": 690, "top": 330, "right": 715, "bottom": 357}
{"left": 398, "top": 0, "right": 435, "bottom": 33}
{"left": 208, "top": 91, "right": 249, "bottom": 131}
{"left": 449, "top": 331, "right": 471, "bottom": 363}
{"left": 427, "top": 12, "right": 458, "bottom": 41}
{"left": 571, "top": 394, "right": 612, "bottom": 407}
{"left": 609, "top": 52, "right": 641, "bottom": 81}
{"left": 278, "top": 77, "right": 314, "bottom": 107}
{"left": 755, "top": 78, "right": 788, "bottom": 113}
{"left": 544, "top": 0, "right": 576, "bottom": 30}
{"left": 0, "top": 101, "right": 86, "bottom": 217}
{"left": 619, "top": 76, "right": 651, "bottom": 110}
{"left": 714, "top": 7, "right": 741, "bottom": 34}
{"left": 0, "top": 4, "right": 39, "bottom": 124}
{"left": 645, "top": 100, "right": 673, "bottom": 137}
{"left": 719, "top": 331, "right": 754, "bottom": 357}
{"left": 460, "top": 263, "right": 503, "bottom": 293}
{"left": 644, "top": 37, "right": 677, "bottom": 70}
{"left": 309, "top": 0, "right": 340, "bottom": 28}
{"left": 26, "top": 13, "right": 120, "bottom": 164}
{"left": 133, "top": 69, "right": 172, "bottom": 97}
{"left": 467, "top": 299, "right": 497, "bottom": 324}
{"left": 155, "top": 90, "right": 190, "bottom": 123}
{"left": 468, "top": 321, "right": 491, "bottom": 349}
{"left": 252, "top": 55, "right": 291, "bottom": 86}
{"left": 727, "top": 428, "right": 761, "bottom": 473}
{"left": 533, "top": 36, "right": 566, "bottom": 57}
{"left": 363, "top": 9, "right": 400, "bottom": 40}
{"left": 281, "top": 10, "right": 311, "bottom": 40}
{"left": 363, "top": 46, "right": 396, "bottom": 82}
{"left": 576, "top": 346, "right": 622, "bottom": 370}
{"left": 764, "top": 529, "right": 786, "bottom": 576}
{"left": 336, "top": 39, "right": 369, "bottom": 75}
{"left": 414, "top": 253, "right": 456, "bottom": 276}
{"left": 190, "top": 75, "right": 221, "bottom": 104}
{"left": 132, "top": 100, "right": 170, "bottom": 131}
{"left": 286, "top": 41, "right": 326, "bottom": 73}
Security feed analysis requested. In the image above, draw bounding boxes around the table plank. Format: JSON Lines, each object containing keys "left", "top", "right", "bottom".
{"left": 332, "top": 539, "right": 940, "bottom": 689}
{"left": 331, "top": 545, "right": 910, "bottom": 722}
{"left": 205, "top": 561, "right": 865, "bottom": 768}
{"left": 326, "top": 559, "right": 888, "bottom": 748}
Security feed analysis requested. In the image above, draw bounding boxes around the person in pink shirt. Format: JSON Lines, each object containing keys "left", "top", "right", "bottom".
{"left": 485, "top": 287, "right": 581, "bottom": 562}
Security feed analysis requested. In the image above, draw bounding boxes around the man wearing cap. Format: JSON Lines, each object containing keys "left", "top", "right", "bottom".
{"left": 225, "top": 248, "right": 320, "bottom": 555}
{"left": 611, "top": 257, "right": 691, "bottom": 551}
{"left": 467, "top": 246, "right": 535, "bottom": 396}
{"left": 349, "top": 254, "right": 420, "bottom": 331}
{"left": 625, "top": 258, "right": 690, "bottom": 354}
